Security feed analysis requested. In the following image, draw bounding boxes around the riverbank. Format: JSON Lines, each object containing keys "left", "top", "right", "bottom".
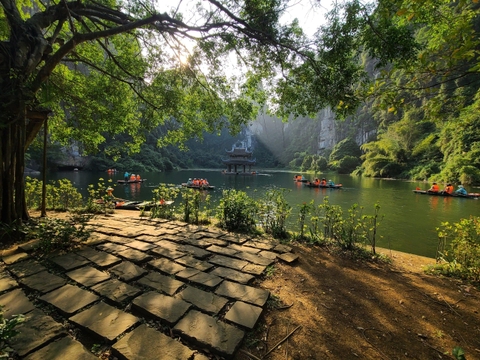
{"left": 2, "top": 210, "right": 479, "bottom": 359}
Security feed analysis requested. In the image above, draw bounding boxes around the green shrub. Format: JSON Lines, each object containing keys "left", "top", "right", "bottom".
{"left": 329, "top": 138, "right": 361, "bottom": 162}
{"left": 25, "top": 177, "right": 83, "bottom": 211}
{"left": 216, "top": 189, "right": 258, "bottom": 233}
{"left": 150, "top": 184, "right": 179, "bottom": 220}
{"left": 258, "top": 188, "right": 291, "bottom": 239}
{"left": 436, "top": 216, "right": 480, "bottom": 281}
{"left": 337, "top": 155, "right": 361, "bottom": 174}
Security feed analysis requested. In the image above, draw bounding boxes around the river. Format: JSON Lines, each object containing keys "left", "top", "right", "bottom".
{"left": 35, "top": 169, "right": 479, "bottom": 258}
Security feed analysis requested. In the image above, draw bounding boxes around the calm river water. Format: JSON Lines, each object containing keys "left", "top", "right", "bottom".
{"left": 37, "top": 170, "right": 479, "bottom": 258}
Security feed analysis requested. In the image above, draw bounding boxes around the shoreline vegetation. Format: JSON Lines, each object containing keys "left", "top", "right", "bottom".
{"left": 18, "top": 176, "right": 480, "bottom": 285}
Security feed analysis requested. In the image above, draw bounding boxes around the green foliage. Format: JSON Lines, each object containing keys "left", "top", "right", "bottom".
{"left": 337, "top": 155, "right": 361, "bottom": 174}
{"left": 0, "top": 306, "right": 25, "bottom": 359}
{"left": 149, "top": 184, "right": 180, "bottom": 220}
{"left": 329, "top": 138, "right": 361, "bottom": 163}
{"left": 27, "top": 215, "right": 92, "bottom": 254}
{"left": 84, "top": 178, "right": 115, "bottom": 215}
{"left": 25, "top": 177, "right": 83, "bottom": 211}
{"left": 179, "top": 188, "right": 210, "bottom": 224}
{"left": 258, "top": 188, "right": 292, "bottom": 238}
{"left": 297, "top": 200, "right": 314, "bottom": 239}
{"left": 452, "top": 346, "right": 467, "bottom": 360}
{"left": 435, "top": 217, "right": 480, "bottom": 282}
{"left": 216, "top": 190, "right": 258, "bottom": 233}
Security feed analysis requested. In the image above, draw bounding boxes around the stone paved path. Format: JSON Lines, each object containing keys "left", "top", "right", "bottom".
{"left": 0, "top": 214, "right": 298, "bottom": 359}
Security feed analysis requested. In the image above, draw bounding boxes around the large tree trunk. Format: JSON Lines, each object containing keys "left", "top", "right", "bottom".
{"left": 0, "top": 104, "right": 29, "bottom": 226}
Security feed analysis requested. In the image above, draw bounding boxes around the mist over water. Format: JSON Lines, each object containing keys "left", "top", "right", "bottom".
{"left": 37, "top": 169, "right": 479, "bottom": 258}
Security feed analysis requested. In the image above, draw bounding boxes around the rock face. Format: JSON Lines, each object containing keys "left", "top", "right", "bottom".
{"left": 2, "top": 214, "right": 299, "bottom": 359}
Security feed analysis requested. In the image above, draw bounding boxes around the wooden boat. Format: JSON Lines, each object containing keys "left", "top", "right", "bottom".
{"left": 181, "top": 183, "right": 215, "bottom": 190}
{"left": 304, "top": 182, "right": 342, "bottom": 189}
{"left": 115, "top": 200, "right": 173, "bottom": 210}
{"left": 117, "top": 179, "right": 147, "bottom": 184}
{"left": 413, "top": 190, "right": 479, "bottom": 199}
{"left": 293, "top": 176, "right": 308, "bottom": 183}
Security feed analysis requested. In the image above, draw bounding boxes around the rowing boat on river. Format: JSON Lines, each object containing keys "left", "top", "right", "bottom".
{"left": 304, "top": 182, "right": 342, "bottom": 189}
{"left": 413, "top": 190, "right": 479, "bottom": 199}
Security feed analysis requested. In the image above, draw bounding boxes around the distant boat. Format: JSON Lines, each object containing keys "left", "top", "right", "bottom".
{"left": 413, "top": 189, "right": 479, "bottom": 199}
{"left": 117, "top": 179, "right": 146, "bottom": 184}
{"left": 304, "top": 182, "right": 342, "bottom": 189}
{"left": 115, "top": 200, "right": 173, "bottom": 210}
{"left": 181, "top": 183, "right": 215, "bottom": 190}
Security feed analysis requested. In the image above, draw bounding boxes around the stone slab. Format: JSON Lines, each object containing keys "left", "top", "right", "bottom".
{"left": 220, "top": 234, "right": 248, "bottom": 244}
{"left": 135, "top": 234, "right": 160, "bottom": 243}
{"left": 224, "top": 301, "right": 263, "bottom": 329}
{"left": 66, "top": 266, "right": 110, "bottom": 287}
{"left": 7, "top": 259, "right": 46, "bottom": 278}
{"left": 175, "top": 255, "right": 213, "bottom": 271}
{"left": 0, "top": 272, "right": 18, "bottom": 292}
{"left": 206, "top": 245, "right": 239, "bottom": 257}
{"left": 125, "top": 240, "right": 157, "bottom": 251}
{"left": 9, "top": 309, "right": 65, "bottom": 357}
{"left": 149, "top": 258, "right": 186, "bottom": 275}
{"left": 91, "top": 279, "right": 141, "bottom": 304}
{"left": 132, "top": 291, "right": 190, "bottom": 325}
{"left": 69, "top": 301, "right": 139, "bottom": 342}
{"left": 39, "top": 284, "right": 99, "bottom": 315}
{"left": 96, "top": 242, "right": 129, "bottom": 254}
{"left": 117, "top": 248, "right": 152, "bottom": 263}
{"left": 0, "top": 288, "right": 35, "bottom": 318}
{"left": 258, "top": 250, "right": 278, "bottom": 260}
{"left": 242, "top": 263, "right": 267, "bottom": 276}
{"left": 175, "top": 286, "right": 228, "bottom": 315}
{"left": 234, "top": 251, "right": 274, "bottom": 266}
{"left": 210, "top": 267, "right": 254, "bottom": 284}
{"left": 228, "top": 244, "right": 261, "bottom": 254}
{"left": 243, "top": 240, "right": 274, "bottom": 250}
{"left": 21, "top": 271, "right": 65, "bottom": 293}
{"left": 49, "top": 253, "right": 90, "bottom": 270}
{"left": 278, "top": 252, "right": 299, "bottom": 263}
{"left": 112, "top": 324, "right": 195, "bottom": 360}
{"left": 2, "top": 252, "right": 30, "bottom": 264}
{"left": 176, "top": 244, "right": 210, "bottom": 259}
{"left": 151, "top": 246, "right": 186, "bottom": 260}
{"left": 173, "top": 310, "right": 244, "bottom": 357}
{"left": 76, "top": 248, "right": 121, "bottom": 268}
{"left": 175, "top": 268, "right": 201, "bottom": 280}
{"left": 188, "top": 272, "right": 223, "bottom": 289}
{"left": 24, "top": 336, "right": 97, "bottom": 360}
{"left": 208, "top": 255, "right": 248, "bottom": 271}
{"left": 273, "top": 244, "right": 292, "bottom": 253}
{"left": 137, "top": 272, "right": 185, "bottom": 295}
{"left": 109, "top": 261, "right": 147, "bottom": 282}
{"left": 215, "top": 280, "right": 270, "bottom": 307}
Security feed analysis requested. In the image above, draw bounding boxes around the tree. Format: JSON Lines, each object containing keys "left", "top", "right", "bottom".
{"left": 0, "top": 0, "right": 312, "bottom": 226}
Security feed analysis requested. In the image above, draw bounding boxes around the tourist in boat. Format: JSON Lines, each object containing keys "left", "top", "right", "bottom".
{"left": 187, "top": 178, "right": 193, "bottom": 186}
{"left": 320, "top": 178, "right": 327, "bottom": 186}
{"left": 428, "top": 182, "right": 440, "bottom": 192}
{"left": 443, "top": 183, "right": 454, "bottom": 194}
{"left": 204, "top": 178, "right": 210, "bottom": 186}
{"left": 328, "top": 179, "right": 335, "bottom": 187}
{"left": 124, "top": 171, "right": 129, "bottom": 182}
{"left": 314, "top": 178, "right": 320, "bottom": 186}
{"left": 130, "top": 173, "right": 136, "bottom": 181}
{"left": 455, "top": 185, "right": 468, "bottom": 196}
{"left": 136, "top": 174, "right": 141, "bottom": 181}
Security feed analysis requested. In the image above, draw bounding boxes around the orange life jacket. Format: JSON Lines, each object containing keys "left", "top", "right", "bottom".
{"left": 431, "top": 184, "right": 440, "bottom": 192}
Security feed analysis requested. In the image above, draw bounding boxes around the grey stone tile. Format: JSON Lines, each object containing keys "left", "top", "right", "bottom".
{"left": 124, "top": 240, "right": 157, "bottom": 251}
{"left": 175, "top": 255, "right": 213, "bottom": 271}
{"left": 188, "top": 272, "right": 223, "bottom": 289}
{"left": 76, "top": 248, "right": 121, "bottom": 268}
{"left": 242, "top": 263, "right": 267, "bottom": 276}
{"left": 2, "top": 252, "right": 30, "bottom": 265}
{"left": 175, "top": 268, "right": 200, "bottom": 280}
{"left": 173, "top": 310, "right": 244, "bottom": 357}
{"left": 149, "top": 258, "right": 186, "bottom": 275}
{"left": 39, "top": 284, "right": 99, "bottom": 315}
{"left": 278, "top": 252, "right": 299, "bottom": 263}
{"left": 0, "top": 288, "right": 35, "bottom": 318}
{"left": 0, "top": 272, "right": 18, "bottom": 292}
{"left": 112, "top": 324, "right": 195, "bottom": 360}
{"left": 117, "top": 248, "right": 152, "bottom": 263}
{"left": 9, "top": 309, "right": 65, "bottom": 357}
{"left": 132, "top": 291, "right": 190, "bottom": 325}
{"left": 224, "top": 301, "right": 263, "bottom": 329}
{"left": 70, "top": 301, "right": 139, "bottom": 342}
{"left": 137, "top": 272, "right": 185, "bottom": 296}
{"left": 91, "top": 279, "right": 141, "bottom": 304}
{"left": 215, "top": 280, "right": 270, "bottom": 307}
{"left": 234, "top": 251, "right": 274, "bottom": 266}
{"left": 243, "top": 240, "right": 274, "bottom": 250}
{"left": 49, "top": 253, "right": 89, "bottom": 270}
{"left": 219, "top": 234, "right": 248, "bottom": 244}
{"left": 21, "top": 271, "right": 65, "bottom": 294}
{"left": 210, "top": 267, "right": 254, "bottom": 284}
{"left": 66, "top": 266, "right": 110, "bottom": 287}
{"left": 206, "top": 245, "right": 239, "bottom": 257}
{"left": 175, "top": 286, "right": 228, "bottom": 315}
{"left": 208, "top": 255, "right": 248, "bottom": 271}
{"left": 109, "top": 261, "right": 147, "bottom": 282}
{"left": 7, "top": 259, "right": 46, "bottom": 278}
{"left": 24, "top": 336, "right": 97, "bottom": 360}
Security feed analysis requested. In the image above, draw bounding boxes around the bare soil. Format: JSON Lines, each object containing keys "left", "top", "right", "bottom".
{"left": 235, "top": 245, "right": 480, "bottom": 360}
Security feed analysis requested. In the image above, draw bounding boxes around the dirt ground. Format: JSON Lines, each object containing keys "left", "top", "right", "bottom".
{"left": 235, "top": 245, "right": 480, "bottom": 360}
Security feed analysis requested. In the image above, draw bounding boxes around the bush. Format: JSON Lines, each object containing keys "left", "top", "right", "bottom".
{"left": 337, "top": 156, "right": 361, "bottom": 174}
{"left": 329, "top": 138, "right": 361, "bottom": 162}
{"left": 258, "top": 188, "right": 291, "bottom": 239}
{"left": 216, "top": 189, "right": 258, "bottom": 233}
{"left": 436, "top": 217, "right": 480, "bottom": 282}
{"left": 25, "top": 177, "right": 83, "bottom": 211}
